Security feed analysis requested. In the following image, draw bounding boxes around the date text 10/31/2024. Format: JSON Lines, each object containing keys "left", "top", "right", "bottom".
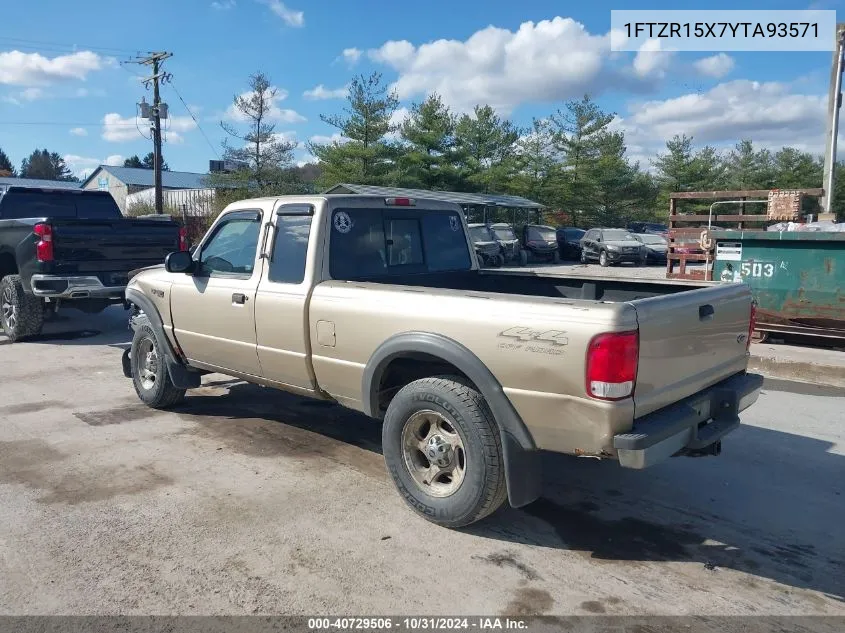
{"left": 307, "top": 617, "right": 529, "bottom": 630}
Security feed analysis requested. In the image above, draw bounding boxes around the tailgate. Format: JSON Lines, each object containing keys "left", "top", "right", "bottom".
{"left": 50, "top": 219, "right": 179, "bottom": 276}
{"left": 631, "top": 283, "right": 753, "bottom": 418}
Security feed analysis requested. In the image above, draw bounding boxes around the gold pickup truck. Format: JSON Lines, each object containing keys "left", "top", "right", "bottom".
{"left": 122, "top": 194, "right": 763, "bottom": 527}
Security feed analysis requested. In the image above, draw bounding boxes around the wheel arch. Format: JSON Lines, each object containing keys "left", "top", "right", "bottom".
{"left": 125, "top": 288, "right": 201, "bottom": 389}
{"left": 362, "top": 331, "right": 542, "bottom": 508}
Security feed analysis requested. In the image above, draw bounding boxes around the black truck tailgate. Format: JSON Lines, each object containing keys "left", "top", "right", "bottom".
{"left": 49, "top": 218, "right": 180, "bottom": 277}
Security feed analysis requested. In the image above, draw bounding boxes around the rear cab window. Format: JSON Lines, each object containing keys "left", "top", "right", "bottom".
{"left": 329, "top": 208, "right": 471, "bottom": 279}
{"left": 0, "top": 190, "right": 121, "bottom": 220}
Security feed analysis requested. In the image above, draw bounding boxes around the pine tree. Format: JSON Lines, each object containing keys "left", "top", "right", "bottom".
{"left": 20, "top": 149, "right": 77, "bottom": 181}
{"left": 218, "top": 71, "right": 297, "bottom": 192}
{"left": 0, "top": 147, "right": 15, "bottom": 177}
{"left": 308, "top": 72, "right": 399, "bottom": 188}
{"left": 397, "top": 93, "right": 457, "bottom": 190}
{"left": 454, "top": 105, "right": 519, "bottom": 193}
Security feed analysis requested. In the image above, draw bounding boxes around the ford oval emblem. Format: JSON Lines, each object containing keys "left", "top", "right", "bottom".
{"left": 737, "top": 334, "right": 748, "bottom": 344}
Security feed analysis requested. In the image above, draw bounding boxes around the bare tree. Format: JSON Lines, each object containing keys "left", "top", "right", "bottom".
{"left": 220, "top": 72, "right": 296, "bottom": 190}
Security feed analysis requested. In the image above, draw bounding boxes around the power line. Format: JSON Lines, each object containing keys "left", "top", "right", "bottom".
{"left": 0, "top": 36, "right": 139, "bottom": 56}
{"left": 167, "top": 80, "right": 220, "bottom": 158}
{"left": 0, "top": 122, "right": 138, "bottom": 127}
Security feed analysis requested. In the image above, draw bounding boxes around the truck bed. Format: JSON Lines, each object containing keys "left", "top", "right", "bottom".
{"left": 317, "top": 268, "right": 752, "bottom": 424}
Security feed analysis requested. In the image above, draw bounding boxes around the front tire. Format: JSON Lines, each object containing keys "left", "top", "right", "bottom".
{"left": 599, "top": 250, "right": 609, "bottom": 267}
{"left": 580, "top": 250, "right": 587, "bottom": 264}
{"left": 382, "top": 376, "right": 507, "bottom": 528}
{"left": 0, "top": 275, "right": 44, "bottom": 342}
{"left": 552, "top": 251, "right": 560, "bottom": 264}
{"left": 131, "top": 321, "right": 186, "bottom": 409}
{"left": 519, "top": 249, "right": 528, "bottom": 266}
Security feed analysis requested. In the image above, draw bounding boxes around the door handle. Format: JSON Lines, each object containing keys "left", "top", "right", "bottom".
{"left": 232, "top": 293, "right": 247, "bottom": 305}
{"left": 699, "top": 304, "right": 714, "bottom": 320}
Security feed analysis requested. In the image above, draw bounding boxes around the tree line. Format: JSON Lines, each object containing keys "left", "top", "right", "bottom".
{"left": 0, "top": 148, "right": 170, "bottom": 182}
{"left": 216, "top": 71, "right": 842, "bottom": 225}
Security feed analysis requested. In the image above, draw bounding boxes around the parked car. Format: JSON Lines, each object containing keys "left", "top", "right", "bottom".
{"left": 468, "top": 223, "right": 503, "bottom": 267}
{"left": 488, "top": 223, "right": 527, "bottom": 265}
{"left": 521, "top": 224, "right": 560, "bottom": 263}
{"left": 633, "top": 233, "right": 668, "bottom": 265}
{"left": 628, "top": 221, "right": 668, "bottom": 236}
{"left": 122, "top": 193, "right": 762, "bottom": 528}
{"left": 0, "top": 186, "right": 185, "bottom": 342}
{"left": 556, "top": 227, "right": 585, "bottom": 260}
{"left": 580, "top": 228, "right": 646, "bottom": 267}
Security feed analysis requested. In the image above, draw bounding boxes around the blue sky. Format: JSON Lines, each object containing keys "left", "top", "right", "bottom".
{"left": 0, "top": 0, "right": 841, "bottom": 178}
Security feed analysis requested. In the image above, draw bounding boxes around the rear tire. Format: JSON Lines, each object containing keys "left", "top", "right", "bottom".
{"left": 131, "top": 321, "right": 186, "bottom": 409}
{"left": 0, "top": 275, "right": 44, "bottom": 342}
{"left": 382, "top": 375, "right": 507, "bottom": 528}
{"left": 494, "top": 254, "right": 504, "bottom": 267}
{"left": 599, "top": 250, "right": 609, "bottom": 267}
{"left": 552, "top": 251, "right": 560, "bottom": 264}
{"left": 519, "top": 249, "right": 528, "bottom": 266}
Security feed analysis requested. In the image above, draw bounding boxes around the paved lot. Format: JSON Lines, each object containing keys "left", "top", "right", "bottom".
{"left": 1, "top": 308, "right": 843, "bottom": 615}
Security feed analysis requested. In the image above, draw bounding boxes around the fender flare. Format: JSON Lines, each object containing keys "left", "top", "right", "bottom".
{"left": 362, "top": 331, "right": 542, "bottom": 508}
{"left": 124, "top": 288, "right": 202, "bottom": 389}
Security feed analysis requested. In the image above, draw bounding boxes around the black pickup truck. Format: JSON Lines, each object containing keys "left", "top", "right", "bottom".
{"left": 0, "top": 186, "right": 185, "bottom": 342}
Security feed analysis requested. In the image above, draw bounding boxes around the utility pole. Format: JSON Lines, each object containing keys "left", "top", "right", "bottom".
{"left": 821, "top": 25, "right": 845, "bottom": 220}
{"left": 130, "top": 51, "right": 172, "bottom": 214}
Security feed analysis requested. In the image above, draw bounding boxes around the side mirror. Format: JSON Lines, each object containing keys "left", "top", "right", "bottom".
{"left": 165, "top": 250, "right": 195, "bottom": 274}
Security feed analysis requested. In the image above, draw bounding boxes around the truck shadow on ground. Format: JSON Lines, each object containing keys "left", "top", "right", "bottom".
{"left": 4, "top": 306, "right": 133, "bottom": 347}
{"left": 177, "top": 380, "right": 844, "bottom": 603}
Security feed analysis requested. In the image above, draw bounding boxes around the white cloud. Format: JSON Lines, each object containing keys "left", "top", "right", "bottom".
{"left": 366, "top": 17, "right": 658, "bottom": 114}
{"left": 211, "top": 0, "right": 236, "bottom": 8}
{"left": 75, "top": 87, "right": 89, "bottom": 97}
{"left": 296, "top": 156, "right": 317, "bottom": 167}
{"left": 385, "top": 107, "right": 410, "bottom": 141}
{"left": 0, "top": 50, "right": 105, "bottom": 86}
{"left": 339, "top": 48, "right": 362, "bottom": 65}
{"left": 693, "top": 53, "right": 735, "bottom": 79}
{"left": 2, "top": 87, "right": 47, "bottom": 105}
{"left": 64, "top": 154, "right": 124, "bottom": 178}
{"left": 632, "top": 39, "right": 672, "bottom": 79}
{"left": 259, "top": 0, "right": 303, "bottom": 27}
{"left": 69, "top": 127, "right": 88, "bottom": 137}
{"left": 20, "top": 87, "right": 45, "bottom": 101}
{"left": 617, "top": 80, "right": 828, "bottom": 162}
{"left": 163, "top": 114, "right": 199, "bottom": 143}
{"left": 303, "top": 84, "right": 348, "bottom": 100}
{"left": 309, "top": 132, "right": 349, "bottom": 145}
{"left": 102, "top": 113, "right": 147, "bottom": 142}
{"left": 223, "top": 86, "right": 306, "bottom": 124}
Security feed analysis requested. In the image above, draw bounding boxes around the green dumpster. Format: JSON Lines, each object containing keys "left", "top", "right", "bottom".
{"left": 711, "top": 230, "right": 845, "bottom": 335}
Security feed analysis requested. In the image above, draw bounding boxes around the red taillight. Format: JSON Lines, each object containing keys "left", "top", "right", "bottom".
{"left": 747, "top": 302, "right": 757, "bottom": 351}
{"left": 34, "top": 223, "right": 53, "bottom": 262}
{"left": 385, "top": 197, "right": 415, "bottom": 206}
{"left": 178, "top": 226, "right": 188, "bottom": 251}
{"left": 585, "top": 330, "right": 639, "bottom": 401}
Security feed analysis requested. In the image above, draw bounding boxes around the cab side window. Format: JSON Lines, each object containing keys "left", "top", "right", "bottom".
{"left": 199, "top": 212, "right": 261, "bottom": 277}
{"left": 268, "top": 214, "right": 312, "bottom": 284}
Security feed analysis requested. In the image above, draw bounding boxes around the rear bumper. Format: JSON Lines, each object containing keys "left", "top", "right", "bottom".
{"left": 30, "top": 274, "right": 125, "bottom": 301}
{"left": 613, "top": 371, "right": 764, "bottom": 469}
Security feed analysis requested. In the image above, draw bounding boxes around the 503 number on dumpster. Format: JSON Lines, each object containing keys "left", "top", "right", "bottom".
{"left": 740, "top": 261, "right": 775, "bottom": 278}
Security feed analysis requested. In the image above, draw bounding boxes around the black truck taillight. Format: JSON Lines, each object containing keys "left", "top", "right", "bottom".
{"left": 34, "top": 223, "right": 54, "bottom": 262}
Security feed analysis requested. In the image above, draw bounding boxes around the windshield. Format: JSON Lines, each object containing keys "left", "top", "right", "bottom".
{"left": 638, "top": 234, "right": 666, "bottom": 245}
{"left": 603, "top": 229, "right": 636, "bottom": 241}
{"left": 491, "top": 226, "right": 516, "bottom": 241}
{"left": 564, "top": 228, "right": 585, "bottom": 240}
{"left": 527, "top": 226, "right": 556, "bottom": 241}
{"left": 469, "top": 226, "right": 493, "bottom": 242}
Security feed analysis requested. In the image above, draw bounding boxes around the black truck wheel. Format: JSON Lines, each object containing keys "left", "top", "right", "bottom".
{"left": 130, "top": 321, "right": 186, "bottom": 409}
{"left": 0, "top": 275, "right": 45, "bottom": 342}
{"left": 382, "top": 375, "right": 508, "bottom": 528}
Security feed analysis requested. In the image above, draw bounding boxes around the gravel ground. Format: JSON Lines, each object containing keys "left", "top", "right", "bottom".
{"left": 0, "top": 308, "right": 843, "bottom": 616}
